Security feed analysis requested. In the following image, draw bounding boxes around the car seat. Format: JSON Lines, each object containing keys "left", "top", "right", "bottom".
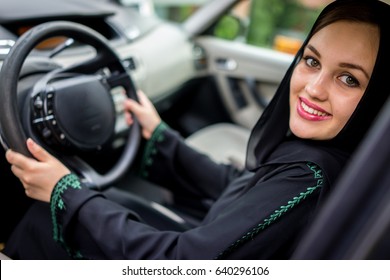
{"left": 185, "top": 122, "right": 250, "bottom": 169}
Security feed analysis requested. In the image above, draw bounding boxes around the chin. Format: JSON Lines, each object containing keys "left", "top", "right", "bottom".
{"left": 290, "top": 126, "right": 322, "bottom": 140}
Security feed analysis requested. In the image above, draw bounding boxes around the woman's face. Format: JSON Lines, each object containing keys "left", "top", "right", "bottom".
{"left": 289, "top": 20, "right": 379, "bottom": 140}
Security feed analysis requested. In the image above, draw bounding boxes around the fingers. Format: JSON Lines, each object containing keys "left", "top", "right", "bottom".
{"left": 123, "top": 98, "right": 142, "bottom": 114}
{"left": 5, "top": 139, "right": 50, "bottom": 166}
{"left": 26, "top": 138, "right": 51, "bottom": 162}
{"left": 10, "top": 164, "right": 24, "bottom": 180}
{"left": 5, "top": 149, "right": 35, "bottom": 170}
{"left": 124, "top": 111, "right": 134, "bottom": 125}
{"left": 5, "top": 139, "right": 54, "bottom": 176}
{"left": 7, "top": 151, "right": 36, "bottom": 188}
{"left": 123, "top": 90, "right": 161, "bottom": 140}
{"left": 124, "top": 90, "right": 151, "bottom": 112}
{"left": 137, "top": 90, "right": 151, "bottom": 106}
{"left": 123, "top": 99, "right": 141, "bottom": 127}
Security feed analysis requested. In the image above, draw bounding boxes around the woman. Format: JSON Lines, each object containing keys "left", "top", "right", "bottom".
{"left": 3, "top": 0, "right": 390, "bottom": 259}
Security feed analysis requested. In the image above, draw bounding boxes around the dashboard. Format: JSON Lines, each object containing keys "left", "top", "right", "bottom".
{"left": 0, "top": 0, "right": 197, "bottom": 102}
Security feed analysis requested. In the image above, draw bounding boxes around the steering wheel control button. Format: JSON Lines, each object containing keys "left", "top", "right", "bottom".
{"left": 33, "top": 96, "right": 43, "bottom": 110}
{"left": 41, "top": 127, "right": 52, "bottom": 138}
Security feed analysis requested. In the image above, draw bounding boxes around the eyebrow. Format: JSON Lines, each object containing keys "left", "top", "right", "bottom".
{"left": 339, "top": 63, "right": 370, "bottom": 80}
{"left": 307, "top": 44, "right": 321, "bottom": 58}
{"left": 306, "top": 44, "right": 370, "bottom": 80}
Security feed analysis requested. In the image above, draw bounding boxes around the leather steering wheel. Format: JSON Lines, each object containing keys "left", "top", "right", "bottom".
{"left": 0, "top": 21, "right": 141, "bottom": 190}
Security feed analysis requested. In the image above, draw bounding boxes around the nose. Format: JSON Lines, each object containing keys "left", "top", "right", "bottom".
{"left": 304, "top": 72, "right": 329, "bottom": 101}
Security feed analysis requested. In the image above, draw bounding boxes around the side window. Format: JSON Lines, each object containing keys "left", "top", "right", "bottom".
{"left": 213, "top": 0, "right": 333, "bottom": 55}
{"left": 153, "top": 0, "right": 333, "bottom": 55}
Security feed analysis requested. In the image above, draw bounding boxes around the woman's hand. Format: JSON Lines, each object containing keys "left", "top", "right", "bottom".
{"left": 5, "top": 138, "right": 71, "bottom": 203}
{"left": 124, "top": 90, "right": 161, "bottom": 140}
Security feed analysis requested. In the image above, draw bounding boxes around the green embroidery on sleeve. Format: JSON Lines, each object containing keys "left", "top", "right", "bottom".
{"left": 50, "top": 173, "right": 84, "bottom": 259}
{"left": 139, "top": 121, "right": 168, "bottom": 178}
{"left": 215, "top": 162, "right": 324, "bottom": 259}
{"left": 51, "top": 173, "right": 81, "bottom": 212}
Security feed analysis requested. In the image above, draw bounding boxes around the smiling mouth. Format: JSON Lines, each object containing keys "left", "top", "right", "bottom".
{"left": 300, "top": 100, "right": 330, "bottom": 117}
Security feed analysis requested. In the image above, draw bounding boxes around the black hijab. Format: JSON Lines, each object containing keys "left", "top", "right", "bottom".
{"left": 246, "top": 0, "right": 390, "bottom": 177}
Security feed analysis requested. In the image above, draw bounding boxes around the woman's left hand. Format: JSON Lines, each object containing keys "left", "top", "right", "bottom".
{"left": 5, "top": 138, "right": 71, "bottom": 203}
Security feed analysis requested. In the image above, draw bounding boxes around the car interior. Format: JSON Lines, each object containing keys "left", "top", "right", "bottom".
{"left": 0, "top": 0, "right": 389, "bottom": 260}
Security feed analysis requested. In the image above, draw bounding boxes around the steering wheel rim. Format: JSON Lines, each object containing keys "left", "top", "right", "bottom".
{"left": 0, "top": 21, "right": 141, "bottom": 190}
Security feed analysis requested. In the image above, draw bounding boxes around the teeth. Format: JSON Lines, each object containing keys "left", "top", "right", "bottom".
{"left": 301, "top": 101, "right": 328, "bottom": 117}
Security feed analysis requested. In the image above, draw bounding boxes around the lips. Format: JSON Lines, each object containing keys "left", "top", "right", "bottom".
{"left": 297, "top": 97, "right": 331, "bottom": 121}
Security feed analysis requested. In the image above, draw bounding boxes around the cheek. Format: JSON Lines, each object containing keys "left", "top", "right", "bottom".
{"left": 289, "top": 70, "right": 299, "bottom": 100}
{"left": 290, "top": 66, "right": 306, "bottom": 95}
{"left": 332, "top": 95, "right": 362, "bottom": 125}
{"left": 289, "top": 69, "right": 305, "bottom": 110}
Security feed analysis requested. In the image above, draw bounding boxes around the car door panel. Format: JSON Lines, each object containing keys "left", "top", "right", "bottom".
{"left": 195, "top": 36, "right": 293, "bottom": 129}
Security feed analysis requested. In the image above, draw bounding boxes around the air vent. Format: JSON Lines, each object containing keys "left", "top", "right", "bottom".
{"left": 0, "top": 40, "right": 15, "bottom": 58}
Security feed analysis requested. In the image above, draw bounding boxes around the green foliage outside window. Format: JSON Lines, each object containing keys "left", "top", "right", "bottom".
{"left": 247, "top": 0, "right": 322, "bottom": 48}
{"left": 214, "top": 15, "right": 242, "bottom": 40}
{"left": 154, "top": 0, "right": 325, "bottom": 51}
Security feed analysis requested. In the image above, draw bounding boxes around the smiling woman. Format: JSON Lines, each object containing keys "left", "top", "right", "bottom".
{"left": 289, "top": 21, "right": 379, "bottom": 140}
{"left": 2, "top": 0, "right": 390, "bottom": 260}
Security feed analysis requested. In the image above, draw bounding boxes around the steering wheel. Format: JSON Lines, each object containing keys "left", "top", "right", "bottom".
{"left": 0, "top": 21, "right": 141, "bottom": 190}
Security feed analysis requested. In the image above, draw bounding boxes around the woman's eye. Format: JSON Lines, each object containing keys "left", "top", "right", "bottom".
{"left": 339, "top": 74, "right": 360, "bottom": 87}
{"left": 304, "top": 57, "right": 320, "bottom": 68}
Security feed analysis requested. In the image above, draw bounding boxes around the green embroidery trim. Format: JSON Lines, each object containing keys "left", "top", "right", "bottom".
{"left": 215, "top": 162, "right": 324, "bottom": 259}
{"left": 50, "top": 173, "right": 83, "bottom": 259}
{"left": 139, "top": 121, "right": 168, "bottom": 178}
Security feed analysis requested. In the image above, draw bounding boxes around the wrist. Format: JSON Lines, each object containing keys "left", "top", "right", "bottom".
{"left": 144, "top": 119, "right": 162, "bottom": 140}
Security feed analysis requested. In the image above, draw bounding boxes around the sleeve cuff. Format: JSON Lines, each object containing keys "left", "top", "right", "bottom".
{"left": 50, "top": 173, "right": 84, "bottom": 259}
{"left": 139, "top": 121, "right": 169, "bottom": 178}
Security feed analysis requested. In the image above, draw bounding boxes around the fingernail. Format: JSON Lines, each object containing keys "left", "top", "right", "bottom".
{"left": 27, "top": 138, "right": 36, "bottom": 149}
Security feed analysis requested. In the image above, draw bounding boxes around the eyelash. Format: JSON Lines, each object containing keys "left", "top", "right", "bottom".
{"left": 303, "top": 56, "right": 320, "bottom": 68}
{"left": 302, "top": 55, "right": 360, "bottom": 88}
{"left": 338, "top": 74, "right": 360, "bottom": 88}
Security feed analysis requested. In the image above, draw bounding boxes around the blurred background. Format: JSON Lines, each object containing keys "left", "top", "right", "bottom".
{"left": 120, "top": 0, "right": 334, "bottom": 54}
